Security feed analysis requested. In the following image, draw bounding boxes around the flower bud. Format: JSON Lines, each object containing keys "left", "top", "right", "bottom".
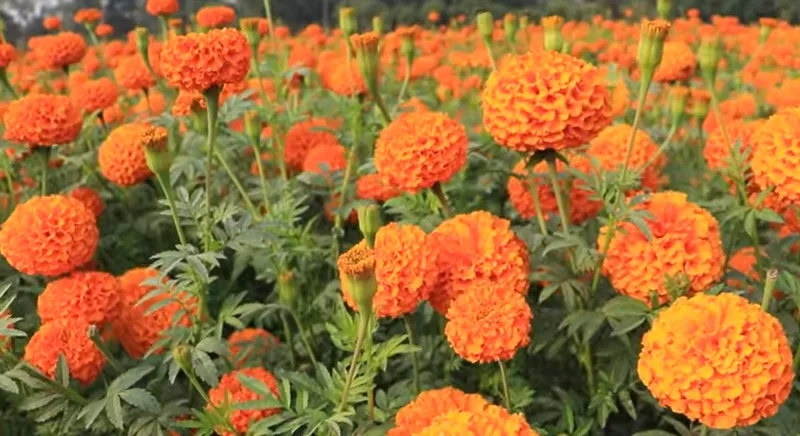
{"left": 668, "top": 86, "right": 689, "bottom": 128}
{"left": 503, "top": 13, "right": 518, "bottom": 45}
{"left": 134, "top": 27, "right": 150, "bottom": 60}
{"left": 339, "top": 7, "right": 357, "bottom": 38}
{"left": 244, "top": 111, "right": 261, "bottom": 144}
{"left": 398, "top": 26, "right": 417, "bottom": 64}
{"left": 759, "top": 18, "right": 777, "bottom": 45}
{"left": 337, "top": 243, "right": 377, "bottom": 315}
{"left": 690, "top": 89, "right": 710, "bottom": 123}
{"left": 519, "top": 15, "right": 529, "bottom": 30}
{"left": 476, "top": 11, "right": 493, "bottom": 41}
{"left": 240, "top": 18, "right": 261, "bottom": 51}
{"left": 541, "top": 16, "right": 564, "bottom": 52}
{"left": 657, "top": 0, "right": 673, "bottom": 20}
{"left": 372, "top": 16, "right": 384, "bottom": 35}
{"left": 698, "top": 35, "right": 721, "bottom": 83}
{"left": 141, "top": 126, "right": 173, "bottom": 175}
{"left": 172, "top": 345, "right": 193, "bottom": 373}
{"left": 637, "top": 19, "right": 671, "bottom": 83}
{"left": 350, "top": 32, "right": 381, "bottom": 97}
{"left": 357, "top": 205, "right": 383, "bottom": 248}
{"left": 278, "top": 270, "right": 298, "bottom": 309}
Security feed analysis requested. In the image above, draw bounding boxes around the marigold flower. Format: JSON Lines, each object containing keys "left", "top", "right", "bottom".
{"left": 196, "top": 6, "right": 236, "bottom": 29}
{"left": 302, "top": 144, "right": 346, "bottom": 176}
{"left": 33, "top": 32, "right": 87, "bottom": 69}
{"left": 726, "top": 246, "right": 762, "bottom": 292}
{"left": 69, "top": 186, "right": 105, "bottom": 217}
{"left": 146, "top": 0, "right": 180, "bottom": 16}
{"left": 702, "top": 93, "right": 757, "bottom": 133}
{"left": 3, "top": 94, "right": 82, "bottom": 146}
{"left": 173, "top": 90, "right": 206, "bottom": 116}
{"left": 416, "top": 407, "right": 539, "bottom": 436}
{"left": 751, "top": 107, "right": 800, "bottom": 209}
{"left": 428, "top": 211, "right": 530, "bottom": 314}
{"left": 609, "top": 77, "right": 629, "bottom": 118}
{"left": 0, "top": 195, "right": 98, "bottom": 277}
{"left": 0, "top": 43, "right": 16, "bottom": 68}
{"left": 652, "top": 42, "right": 695, "bottom": 83}
{"left": 98, "top": 123, "right": 154, "bottom": 186}
{"left": 72, "top": 77, "right": 119, "bottom": 113}
{"left": 639, "top": 293, "right": 794, "bottom": 429}
{"left": 508, "top": 155, "right": 601, "bottom": 224}
{"left": 704, "top": 119, "right": 763, "bottom": 173}
{"left": 114, "top": 55, "right": 156, "bottom": 90}
{"left": 161, "top": 28, "right": 251, "bottom": 92}
{"left": 356, "top": 173, "right": 400, "bottom": 202}
{"left": 75, "top": 8, "right": 102, "bottom": 24}
{"left": 24, "top": 318, "right": 105, "bottom": 386}
{"left": 114, "top": 267, "right": 197, "bottom": 359}
{"left": 44, "top": 16, "right": 62, "bottom": 31}
{"left": 228, "top": 328, "right": 280, "bottom": 366}
{"left": 283, "top": 118, "right": 340, "bottom": 171}
{"left": 599, "top": 192, "right": 724, "bottom": 305}
{"left": 321, "top": 59, "right": 368, "bottom": 97}
{"left": 586, "top": 123, "right": 665, "bottom": 191}
{"left": 37, "top": 271, "right": 121, "bottom": 335}
{"left": 388, "top": 387, "right": 491, "bottom": 436}
{"left": 374, "top": 112, "right": 467, "bottom": 194}
{"left": 95, "top": 24, "right": 113, "bottom": 37}
{"left": 208, "top": 367, "right": 280, "bottom": 436}
{"left": 482, "top": 50, "right": 611, "bottom": 152}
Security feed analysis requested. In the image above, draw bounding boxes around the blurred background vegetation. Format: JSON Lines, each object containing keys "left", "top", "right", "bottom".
{"left": 1, "top": 0, "right": 799, "bottom": 44}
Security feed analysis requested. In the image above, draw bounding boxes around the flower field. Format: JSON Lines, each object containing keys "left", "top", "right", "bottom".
{"left": 0, "top": 1, "right": 799, "bottom": 435}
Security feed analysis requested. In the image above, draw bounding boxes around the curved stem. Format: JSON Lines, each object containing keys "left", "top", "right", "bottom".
{"left": 334, "top": 131, "right": 360, "bottom": 241}
{"left": 214, "top": 147, "right": 260, "bottom": 218}
{"left": 279, "top": 312, "right": 297, "bottom": 370}
{"left": 335, "top": 311, "right": 370, "bottom": 413}
{"left": 482, "top": 38, "right": 498, "bottom": 72}
{"left": 761, "top": 269, "right": 778, "bottom": 312}
{"left": 431, "top": 182, "right": 454, "bottom": 218}
{"left": 374, "top": 94, "right": 392, "bottom": 127}
{"left": 498, "top": 360, "right": 511, "bottom": 410}
{"left": 158, "top": 16, "right": 169, "bottom": 42}
{"left": 0, "top": 69, "right": 18, "bottom": 98}
{"left": 203, "top": 88, "right": 221, "bottom": 251}
{"left": 403, "top": 314, "right": 421, "bottom": 394}
{"left": 290, "top": 310, "right": 319, "bottom": 369}
{"left": 546, "top": 159, "right": 570, "bottom": 234}
{"left": 154, "top": 170, "right": 187, "bottom": 245}
{"left": 620, "top": 74, "right": 653, "bottom": 183}
{"left": 642, "top": 124, "right": 677, "bottom": 171}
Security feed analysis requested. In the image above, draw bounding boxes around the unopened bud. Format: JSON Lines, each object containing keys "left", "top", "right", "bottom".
{"left": 240, "top": 18, "right": 261, "bottom": 50}
{"left": 690, "top": 89, "right": 710, "bottom": 123}
{"left": 637, "top": 19, "right": 671, "bottom": 83}
{"left": 541, "top": 16, "right": 564, "bottom": 52}
{"left": 350, "top": 32, "right": 381, "bottom": 97}
{"left": 397, "top": 26, "right": 417, "bottom": 64}
{"left": 244, "top": 111, "right": 261, "bottom": 144}
{"left": 657, "top": 0, "right": 673, "bottom": 20}
{"left": 503, "top": 13, "right": 518, "bottom": 45}
{"left": 476, "top": 11, "right": 493, "bottom": 41}
{"left": 278, "top": 270, "right": 298, "bottom": 308}
{"left": 698, "top": 35, "right": 721, "bottom": 83}
{"left": 668, "top": 86, "right": 689, "bottom": 128}
{"left": 357, "top": 205, "right": 383, "bottom": 248}
{"left": 172, "top": 345, "right": 193, "bottom": 373}
{"left": 339, "top": 7, "right": 356, "bottom": 38}
{"left": 372, "top": 16, "right": 384, "bottom": 35}
{"left": 519, "top": 15, "right": 529, "bottom": 30}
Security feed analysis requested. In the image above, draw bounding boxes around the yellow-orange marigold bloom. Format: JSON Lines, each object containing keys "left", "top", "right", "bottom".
{"left": 321, "top": 59, "right": 368, "bottom": 97}
{"left": 638, "top": 293, "right": 794, "bottom": 429}
{"left": 340, "top": 224, "right": 434, "bottom": 318}
{"left": 751, "top": 107, "right": 800, "bottom": 209}
{"left": 70, "top": 186, "right": 105, "bottom": 217}
{"left": 428, "top": 211, "right": 530, "bottom": 314}
{"left": 482, "top": 51, "right": 611, "bottom": 152}
{"left": 586, "top": 123, "right": 665, "bottom": 191}
{"left": 653, "top": 42, "right": 696, "bottom": 83}
{"left": 726, "top": 246, "right": 761, "bottom": 292}
{"left": 610, "top": 77, "right": 629, "bottom": 118}
{"left": 72, "top": 77, "right": 119, "bottom": 113}
{"left": 74, "top": 8, "right": 102, "bottom": 24}
{"left": 34, "top": 32, "right": 87, "bottom": 69}
{"left": 388, "top": 387, "right": 491, "bottom": 436}
{"left": 416, "top": 406, "right": 539, "bottom": 436}
{"left": 44, "top": 16, "right": 62, "bottom": 31}
{"left": 208, "top": 367, "right": 280, "bottom": 436}
{"left": 445, "top": 284, "right": 532, "bottom": 363}
{"left": 703, "top": 119, "right": 763, "bottom": 172}
{"left": 114, "top": 268, "right": 197, "bottom": 359}
{"left": 4, "top": 94, "right": 82, "bottom": 146}
{"left": 356, "top": 173, "right": 400, "bottom": 202}
{"left": 99, "top": 123, "right": 153, "bottom": 186}
{"left": 283, "top": 118, "right": 340, "bottom": 170}
{"left": 302, "top": 144, "right": 346, "bottom": 176}
{"left": 508, "top": 155, "right": 601, "bottom": 225}
{"left": 0, "top": 195, "right": 98, "bottom": 277}
{"left": 0, "top": 43, "right": 16, "bottom": 68}
{"left": 147, "top": 0, "right": 180, "bottom": 16}
{"left": 24, "top": 318, "right": 105, "bottom": 386}
{"left": 114, "top": 55, "right": 156, "bottom": 91}
{"left": 37, "top": 271, "right": 121, "bottom": 334}
{"left": 161, "top": 28, "right": 251, "bottom": 92}
{"left": 374, "top": 112, "right": 467, "bottom": 193}
{"left": 196, "top": 6, "right": 236, "bottom": 29}
{"left": 599, "top": 192, "right": 724, "bottom": 305}
{"left": 702, "top": 93, "right": 757, "bottom": 133}
{"left": 228, "top": 328, "right": 280, "bottom": 366}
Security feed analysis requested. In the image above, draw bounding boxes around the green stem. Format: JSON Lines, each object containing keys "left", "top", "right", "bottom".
{"left": 374, "top": 94, "right": 392, "bottom": 127}
{"left": 793, "top": 343, "right": 800, "bottom": 371}
{"left": 642, "top": 123, "right": 677, "bottom": 171}
{"left": 158, "top": 16, "right": 169, "bottom": 42}
{"left": 581, "top": 342, "right": 596, "bottom": 395}
{"left": 279, "top": 312, "right": 297, "bottom": 370}
{"left": 38, "top": 147, "right": 50, "bottom": 196}
{"left": 620, "top": 73, "right": 653, "bottom": 183}
{"left": 498, "top": 360, "right": 511, "bottom": 410}
{"left": 431, "top": 182, "right": 454, "bottom": 218}
{"left": 88, "top": 327, "right": 124, "bottom": 374}
{"left": 546, "top": 159, "right": 571, "bottom": 234}
{"left": 392, "top": 61, "right": 412, "bottom": 114}
{"left": 526, "top": 172, "right": 549, "bottom": 236}
{"left": 482, "top": 37, "right": 498, "bottom": 72}
{"left": 761, "top": 269, "right": 778, "bottom": 312}
{"left": 334, "top": 131, "right": 360, "bottom": 241}
{"left": 403, "top": 314, "right": 421, "bottom": 394}
{"left": 203, "top": 88, "right": 221, "bottom": 252}
{"left": 272, "top": 127, "right": 289, "bottom": 181}
{"left": 2, "top": 159, "right": 15, "bottom": 210}
{"left": 263, "top": 0, "right": 276, "bottom": 61}
{"left": 335, "top": 311, "right": 370, "bottom": 413}
{"left": 251, "top": 141, "right": 271, "bottom": 212}
{"left": 214, "top": 147, "right": 260, "bottom": 218}
{"left": 699, "top": 425, "right": 709, "bottom": 436}
{"left": 590, "top": 216, "right": 616, "bottom": 294}
{"left": 12, "top": 361, "right": 89, "bottom": 406}
{"left": 0, "top": 69, "right": 18, "bottom": 98}
{"left": 290, "top": 310, "right": 319, "bottom": 369}
{"left": 154, "top": 170, "right": 187, "bottom": 245}
{"left": 251, "top": 56, "right": 272, "bottom": 106}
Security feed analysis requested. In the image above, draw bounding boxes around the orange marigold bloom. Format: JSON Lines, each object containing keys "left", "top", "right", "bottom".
{"left": 374, "top": 112, "right": 467, "bottom": 194}
{"left": 639, "top": 293, "right": 794, "bottom": 429}
{"left": 428, "top": 211, "right": 530, "bottom": 314}
{"left": 586, "top": 123, "right": 665, "bottom": 191}
{"left": 208, "top": 368, "right": 280, "bottom": 436}
{"left": 356, "top": 173, "right": 400, "bottom": 202}
{"left": 416, "top": 407, "right": 539, "bottom": 436}
{"left": 751, "top": 107, "right": 800, "bottom": 209}
{"left": 74, "top": 8, "right": 102, "bottom": 24}
{"left": 34, "top": 32, "right": 87, "bottom": 69}
{"left": 146, "top": 0, "right": 180, "bottom": 16}
{"left": 69, "top": 186, "right": 105, "bottom": 217}
{"left": 114, "top": 268, "right": 196, "bottom": 359}
{"left": 161, "top": 28, "right": 251, "bottom": 92}
{"left": 653, "top": 42, "right": 696, "bottom": 83}
{"left": 0, "top": 195, "right": 98, "bottom": 277}
{"left": 609, "top": 77, "right": 629, "bottom": 118}
{"left": 3, "top": 94, "right": 82, "bottom": 146}
{"left": 321, "top": 59, "right": 368, "bottom": 97}
{"left": 196, "top": 6, "right": 236, "bottom": 29}
{"left": 0, "top": 43, "right": 16, "bottom": 68}
{"left": 445, "top": 284, "right": 532, "bottom": 363}
{"left": 482, "top": 50, "right": 611, "bottom": 152}
{"left": 37, "top": 271, "right": 121, "bottom": 334}
{"left": 228, "top": 328, "right": 280, "bottom": 366}
{"left": 43, "top": 16, "right": 62, "bottom": 31}
{"left": 302, "top": 144, "right": 346, "bottom": 176}
{"left": 702, "top": 93, "right": 757, "bottom": 133}
{"left": 283, "top": 118, "right": 340, "bottom": 171}
{"left": 599, "top": 192, "right": 724, "bottom": 305}
{"left": 24, "top": 318, "right": 105, "bottom": 386}
{"left": 765, "top": 78, "right": 800, "bottom": 110}
{"left": 114, "top": 55, "right": 156, "bottom": 90}
{"left": 508, "top": 155, "right": 601, "bottom": 225}
{"left": 388, "top": 387, "right": 491, "bottom": 436}
{"left": 173, "top": 89, "right": 206, "bottom": 116}
{"left": 98, "top": 123, "right": 153, "bottom": 186}
{"left": 72, "top": 77, "right": 119, "bottom": 113}
{"left": 340, "top": 224, "right": 434, "bottom": 318}
{"left": 703, "top": 119, "right": 763, "bottom": 172}
{"left": 95, "top": 24, "right": 113, "bottom": 37}
{"left": 726, "top": 246, "right": 763, "bottom": 292}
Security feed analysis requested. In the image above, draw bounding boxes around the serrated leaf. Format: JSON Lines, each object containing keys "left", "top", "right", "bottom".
{"left": 106, "top": 394, "right": 124, "bottom": 429}
{"left": 120, "top": 388, "right": 161, "bottom": 414}
{"left": 0, "top": 374, "right": 18, "bottom": 394}
{"left": 109, "top": 365, "right": 154, "bottom": 395}
{"left": 192, "top": 349, "right": 219, "bottom": 387}
{"left": 56, "top": 353, "right": 70, "bottom": 387}
{"left": 79, "top": 400, "right": 107, "bottom": 428}
{"left": 602, "top": 296, "right": 650, "bottom": 318}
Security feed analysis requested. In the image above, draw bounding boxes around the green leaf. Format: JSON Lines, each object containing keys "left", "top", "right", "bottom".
{"left": 755, "top": 208, "right": 784, "bottom": 224}
{"left": 192, "top": 349, "right": 219, "bottom": 387}
{"left": 19, "top": 392, "right": 60, "bottom": 411}
{"left": 108, "top": 365, "right": 155, "bottom": 395}
{"left": 602, "top": 296, "right": 650, "bottom": 318}
{"left": 79, "top": 399, "right": 106, "bottom": 428}
{"left": 120, "top": 388, "right": 161, "bottom": 414}
{"left": 56, "top": 353, "right": 70, "bottom": 387}
{"left": 106, "top": 394, "right": 125, "bottom": 429}
{"left": 0, "top": 374, "right": 18, "bottom": 394}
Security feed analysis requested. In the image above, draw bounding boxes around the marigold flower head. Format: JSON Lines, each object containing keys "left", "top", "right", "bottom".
{"left": 161, "top": 28, "right": 251, "bottom": 92}
{"left": 416, "top": 406, "right": 539, "bottom": 436}
{"left": 24, "top": 318, "right": 105, "bottom": 386}
{"left": 72, "top": 77, "right": 119, "bottom": 113}
{"left": 639, "top": 293, "right": 794, "bottom": 429}
{"left": 599, "top": 192, "right": 724, "bottom": 305}
{"left": 751, "top": 107, "right": 800, "bottom": 209}
{"left": 208, "top": 367, "right": 280, "bottom": 436}
{"left": 482, "top": 51, "right": 611, "bottom": 152}
{"left": 726, "top": 246, "right": 764, "bottom": 293}
{"left": 374, "top": 112, "right": 467, "bottom": 193}
{"left": 114, "top": 55, "right": 156, "bottom": 90}
{"left": 196, "top": 6, "right": 236, "bottom": 29}
{"left": 302, "top": 144, "right": 346, "bottom": 176}
{"left": 445, "top": 284, "right": 532, "bottom": 363}
{"left": 0, "top": 43, "right": 16, "bottom": 68}
{"left": 321, "top": 59, "right": 368, "bottom": 97}
{"left": 38, "top": 271, "right": 121, "bottom": 335}
{"left": 98, "top": 123, "right": 154, "bottom": 186}
{"left": 388, "top": 387, "right": 491, "bottom": 436}
{"left": 428, "top": 211, "right": 530, "bottom": 314}
{"left": 44, "top": 16, "right": 62, "bottom": 31}
{"left": 337, "top": 240, "right": 375, "bottom": 281}
{"left": 610, "top": 77, "right": 630, "bottom": 118}
{"left": 587, "top": 123, "right": 665, "bottom": 190}
{"left": 74, "top": 8, "right": 102, "bottom": 24}
{"left": 69, "top": 186, "right": 104, "bottom": 217}
{"left": 147, "top": 0, "right": 180, "bottom": 16}
{"left": 653, "top": 42, "right": 695, "bottom": 83}
{"left": 0, "top": 195, "right": 98, "bottom": 277}
{"left": 704, "top": 119, "right": 763, "bottom": 173}
{"left": 283, "top": 118, "right": 341, "bottom": 171}
{"left": 95, "top": 24, "right": 113, "bottom": 37}
{"left": 350, "top": 31, "right": 381, "bottom": 51}
{"left": 33, "top": 32, "right": 87, "bottom": 69}
{"left": 114, "top": 268, "right": 197, "bottom": 359}
{"left": 228, "top": 328, "right": 280, "bottom": 366}
{"left": 3, "top": 94, "right": 82, "bottom": 146}
{"left": 172, "top": 89, "right": 206, "bottom": 116}
{"left": 356, "top": 173, "right": 400, "bottom": 202}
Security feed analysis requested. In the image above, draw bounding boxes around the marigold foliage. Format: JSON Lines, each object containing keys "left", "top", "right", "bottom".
{"left": 227, "top": 328, "right": 280, "bottom": 366}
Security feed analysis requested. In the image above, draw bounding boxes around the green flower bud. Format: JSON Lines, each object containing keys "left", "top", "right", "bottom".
{"left": 172, "top": 345, "right": 193, "bottom": 373}
{"left": 339, "top": 7, "right": 357, "bottom": 38}
{"left": 141, "top": 126, "right": 174, "bottom": 175}
{"left": 357, "top": 205, "right": 383, "bottom": 248}
{"left": 476, "top": 11, "right": 493, "bottom": 41}
{"left": 637, "top": 19, "right": 671, "bottom": 83}
{"left": 372, "top": 16, "right": 384, "bottom": 35}
{"left": 503, "top": 13, "right": 518, "bottom": 45}
{"left": 278, "top": 270, "right": 299, "bottom": 309}
{"left": 669, "top": 86, "right": 689, "bottom": 128}
{"left": 698, "top": 36, "right": 721, "bottom": 83}
{"left": 759, "top": 18, "right": 777, "bottom": 45}
{"left": 657, "top": 0, "right": 673, "bottom": 20}
{"left": 244, "top": 111, "right": 261, "bottom": 145}
{"left": 541, "top": 16, "right": 564, "bottom": 52}
{"left": 351, "top": 32, "right": 381, "bottom": 98}
{"left": 337, "top": 243, "right": 377, "bottom": 315}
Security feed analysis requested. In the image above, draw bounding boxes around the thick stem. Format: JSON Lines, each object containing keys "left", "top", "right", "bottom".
{"left": 0, "top": 69, "right": 18, "bottom": 98}
{"left": 335, "top": 311, "right": 370, "bottom": 413}
{"left": 334, "top": 132, "right": 360, "bottom": 241}
{"left": 279, "top": 312, "right": 297, "bottom": 370}
{"left": 155, "top": 170, "right": 187, "bottom": 245}
{"left": 620, "top": 74, "right": 653, "bottom": 183}
{"left": 498, "top": 360, "right": 511, "bottom": 410}
{"left": 214, "top": 148, "right": 260, "bottom": 218}
{"left": 699, "top": 425, "right": 709, "bottom": 436}
{"left": 373, "top": 94, "right": 393, "bottom": 127}
{"left": 290, "top": 310, "right": 319, "bottom": 369}
{"left": 581, "top": 342, "right": 596, "bottom": 395}
{"left": 403, "top": 314, "right": 421, "bottom": 394}
{"left": 431, "top": 182, "right": 454, "bottom": 218}
{"left": 203, "top": 88, "right": 221, "bottom": 251}
{"left": 38, "top": 147, "right": 50, "bottom": 196}
{"left": 2, "top": 159, "right": 14, "bottom": 210}
{"left": 158, "top": 16, "right": 169, "bottom": 42}
{"left": 546, "top": 159, "right": 571, "bottom": 234}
